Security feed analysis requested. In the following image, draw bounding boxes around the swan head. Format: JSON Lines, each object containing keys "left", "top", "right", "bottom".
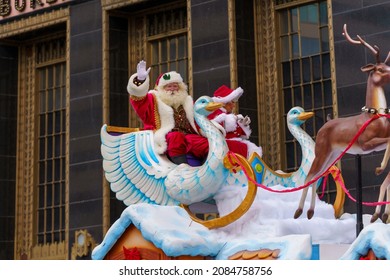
{"left": 194, "top": 96, "right": 224, "bottom": 117}
{"left": 287, "top": 106, "right": 314, "bottom": 126}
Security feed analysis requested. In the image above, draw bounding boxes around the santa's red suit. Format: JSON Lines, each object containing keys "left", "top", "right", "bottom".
{"left": 127, "top": 70, "right": 208, "bottom": 161}
{"left": 208, "top": 85, "right": 263, "bottom": 158}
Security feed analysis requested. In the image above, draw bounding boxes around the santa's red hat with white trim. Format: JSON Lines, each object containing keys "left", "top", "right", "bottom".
{"left": 212, "top": 85, "right": 243, "bottom": 103}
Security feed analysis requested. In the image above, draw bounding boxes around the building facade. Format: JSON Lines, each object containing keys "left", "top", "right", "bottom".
{"left": 0, "top": 0, "right": 389, "bottom": 259}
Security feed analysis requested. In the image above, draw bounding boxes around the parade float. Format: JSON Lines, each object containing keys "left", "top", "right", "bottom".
{"left": 92, "top": 25, "right": 390, "bottom": 261}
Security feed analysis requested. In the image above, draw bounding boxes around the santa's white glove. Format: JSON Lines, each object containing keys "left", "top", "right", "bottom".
{"left": 238, "top": 115, "right": 251, "bottom": 127}
{"left": 243, "top": 116, "right": 251, "bottom": 126}
{"left": 136, "top": 60, "right": 151, "bottom": 81}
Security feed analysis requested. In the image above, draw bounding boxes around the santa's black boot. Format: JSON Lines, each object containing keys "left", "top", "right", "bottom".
{"left": 170, "top": 154, "right": 188, "bottom": 165}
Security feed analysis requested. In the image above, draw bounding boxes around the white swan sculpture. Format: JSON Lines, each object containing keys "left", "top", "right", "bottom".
{"left": 101, "top": 95, "right": 232, "bottom": 206}
{"left": 249, "top": 106, "right": 344, "bottom": 217}
{"left": 250, "top": 106, "right": 318, "bottom": 188}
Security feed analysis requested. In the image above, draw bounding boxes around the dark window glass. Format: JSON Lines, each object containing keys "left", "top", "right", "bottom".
{"left": 279, "top": 1, "right": 332, "bottom": 171}
{"left": 324, "top": 80, "right": 332, "bottom": 106}
{"left": 322, "top": 53, "right": 330, "bottom": 79}
{"left": 293, "top": 86, "right": 302, "bottom": 107}
{"left": 282, "top": 61, "right": 291, "bottom": 86}
{"left": 302, "top": 57, "right": 311, "bottom": 83}
{"left": 292, "top": 59, "right": 301, "bottom": 84}
{"left": 283, "top": 88, "right": 292, "bottom": 114}
{"left": 303, "top": 84, "right": 312, "bottom": 109}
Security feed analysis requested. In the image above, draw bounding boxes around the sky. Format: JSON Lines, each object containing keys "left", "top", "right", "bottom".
{"left": 92, "top": 179, "right": 390, "bottom": 260}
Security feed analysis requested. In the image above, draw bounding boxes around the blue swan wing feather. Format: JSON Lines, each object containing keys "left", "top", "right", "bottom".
{"left": 101, "top": 125, "right": 179, "bottom": 206}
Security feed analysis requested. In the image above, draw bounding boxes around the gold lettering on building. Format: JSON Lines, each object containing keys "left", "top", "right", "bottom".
{"left": 0, "top": 0, "right": 71, "bottom": 19}
{"left": 15, "top": 0, "right": 26, "bottom": 12}
{"left": 0, "top": 0, "right": 11, "bottom": 16}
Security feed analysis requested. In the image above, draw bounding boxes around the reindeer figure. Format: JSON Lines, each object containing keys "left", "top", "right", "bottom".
{"left": 294, "top": 24, "right": 390, "bottom": 220}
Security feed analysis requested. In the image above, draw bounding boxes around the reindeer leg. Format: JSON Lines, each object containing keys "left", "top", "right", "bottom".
{"left": 307, "top": 184, "right": 317, "bottom": 219}
{"left": 371, "top": 172, "right": 390, "bottom": 223}
{"left": 294, "top": 158, "right": 329, "bottom": 219}
{"left": 295, "top": 153, "right": 332, "bottom": 219}
{"left": 294, "top": 163, "right": 319, "bottom": 219}
{"left": 294, "top": 186, "right": 309, "bottom": 219}
{"left": 376, "top": 141, "right": 390, "bottom": 175}
{"left": 381, "top": 183, "right": 390, "bottom": 223}
{"left": 305, "top": 152, "right": 337, "bottom": 219}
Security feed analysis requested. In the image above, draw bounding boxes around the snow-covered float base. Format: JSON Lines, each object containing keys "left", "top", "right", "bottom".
{"left": 92, "top": 204, "right": 312, "bottom": 260}
{"left": 92, "top": 183, "right": 390, "bottom": 260}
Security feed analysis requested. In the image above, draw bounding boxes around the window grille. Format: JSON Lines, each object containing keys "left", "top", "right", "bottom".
{"left": 278, "top": 1, "right": 333, "bottom": 172}
{"left": 146, "top": 6, "right": 188, "bottom": 84}
{"left": 123, "top": 4, "right": 188, "bottom": 128}
{"left": 36, "top": 38, "right": 67, "bottom": 245}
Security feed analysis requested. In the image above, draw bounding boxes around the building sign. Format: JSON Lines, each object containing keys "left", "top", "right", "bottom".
{"left": 0, "top": 0, "right": 72, "bottom": 21}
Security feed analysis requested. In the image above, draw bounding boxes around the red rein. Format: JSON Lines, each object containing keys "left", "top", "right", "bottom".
{"left": 227, "top": 113, "right": 390, "bottom": 206}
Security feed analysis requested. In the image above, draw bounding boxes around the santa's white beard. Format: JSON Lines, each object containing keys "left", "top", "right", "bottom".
{"left": 157, "top": 88, "right": 188, "bottom": 109}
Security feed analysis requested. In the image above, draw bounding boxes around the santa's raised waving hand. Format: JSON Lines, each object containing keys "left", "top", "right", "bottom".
{"left": 127, "top": 60, "right": 152, "bottom": 97}
{"left": 136, "top": 60, "right": 151, "bottom": 81}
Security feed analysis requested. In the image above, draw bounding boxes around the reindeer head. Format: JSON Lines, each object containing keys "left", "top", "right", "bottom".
{"left": 343, "top": 24, "right": 390, "bottom": 86}
{"left": 361, "top": 63, "right": 390, "bottom": 86}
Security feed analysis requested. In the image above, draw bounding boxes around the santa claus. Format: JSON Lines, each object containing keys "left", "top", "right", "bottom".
{"left": 208, "top": 85, "right": 263, "bottom": 158}
{"left": 127, "top": 60, "right": 208, "bottom": 165}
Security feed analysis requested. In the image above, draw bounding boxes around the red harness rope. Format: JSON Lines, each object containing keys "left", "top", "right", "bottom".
{"left": 227, "top": 113, "right": 390, "bottom": 206}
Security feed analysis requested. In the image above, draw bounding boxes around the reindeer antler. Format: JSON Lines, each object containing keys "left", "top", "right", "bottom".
{"left": 385, "top": 52, "right": 390, "bottom": 64}
{"left": 342, "top": 24, "right": 380, "bottom": 63}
